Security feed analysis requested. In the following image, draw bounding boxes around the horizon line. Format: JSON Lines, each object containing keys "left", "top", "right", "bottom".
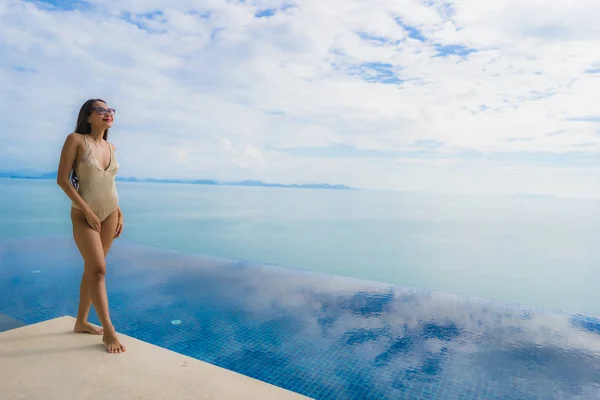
{"left": 0, "top": 170, "right": 355, "bottom": 190}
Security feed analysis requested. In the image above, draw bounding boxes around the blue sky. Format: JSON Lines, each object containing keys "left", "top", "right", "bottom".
{"left": 1, "top": 0, "right": 600, "bottom": 197}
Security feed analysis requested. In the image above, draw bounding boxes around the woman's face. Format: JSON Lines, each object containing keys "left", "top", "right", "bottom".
{"left": 88, "top": 101, "right": 115, "bottom": 130}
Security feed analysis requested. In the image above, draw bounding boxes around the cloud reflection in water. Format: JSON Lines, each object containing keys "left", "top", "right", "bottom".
{"left": 1, "top": 237, "right": 600, "bottom": 399}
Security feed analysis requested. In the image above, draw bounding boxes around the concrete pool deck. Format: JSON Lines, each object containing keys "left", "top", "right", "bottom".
{"left": 0, "top": 316, "right": 312, "bottom": 400}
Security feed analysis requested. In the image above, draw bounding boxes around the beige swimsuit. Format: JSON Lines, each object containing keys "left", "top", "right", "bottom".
{"left": 71, "top": 134, "right": 119, "bottom": 222}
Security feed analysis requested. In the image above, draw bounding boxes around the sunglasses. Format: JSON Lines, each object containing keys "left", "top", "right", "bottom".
{"left": 92, "top": 106, "right": 116, "bottom": 116}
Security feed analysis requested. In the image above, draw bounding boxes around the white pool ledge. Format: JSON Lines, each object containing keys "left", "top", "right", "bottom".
{"left": 0, "top": 316, "right": 312, "bottom": 400}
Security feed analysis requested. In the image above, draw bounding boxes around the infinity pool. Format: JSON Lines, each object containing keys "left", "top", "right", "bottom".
{"left": 1, "top": 236, "right": 599, "bottom": 399}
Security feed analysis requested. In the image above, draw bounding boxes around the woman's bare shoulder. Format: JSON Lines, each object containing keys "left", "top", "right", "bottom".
{"left": 66, "top": 132, "right": 85, "bottom": 141}
{"left": 63, "top": 133, "right": 85, "bottom": 152}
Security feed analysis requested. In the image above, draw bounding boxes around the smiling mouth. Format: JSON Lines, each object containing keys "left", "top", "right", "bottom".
{"left": 103, "top": 119, "right": 113, "bottom": 122}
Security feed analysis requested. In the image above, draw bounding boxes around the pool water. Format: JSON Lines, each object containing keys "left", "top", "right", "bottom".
{"left": 1, "top": 236, "right": 600, "bottom": 399}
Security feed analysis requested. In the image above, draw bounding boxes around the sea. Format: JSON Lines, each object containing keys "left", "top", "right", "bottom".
{"left": 2, "top": 177, "right": 600, "bottom": 317}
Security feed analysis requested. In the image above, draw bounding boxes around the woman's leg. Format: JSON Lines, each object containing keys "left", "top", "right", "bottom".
{"left": 74, "top": 272, "right": 103, "bottom": 334}
{"left": 73, "top": 208, "right": 103, "bottom": 334}
{"left": 74, "top": 209, "right": 120, "bottom": 334}
{"left": 71, "top": 208, "right": 125, "bottom": 353}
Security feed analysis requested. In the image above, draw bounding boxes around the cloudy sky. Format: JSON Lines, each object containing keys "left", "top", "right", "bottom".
{"left": 1, "top": 0, "right": 599, "bottom": 197}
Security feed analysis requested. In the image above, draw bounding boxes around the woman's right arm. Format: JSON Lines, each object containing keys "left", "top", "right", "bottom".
{"left": 56, "top": 133, "right": 92, "bottom": 215}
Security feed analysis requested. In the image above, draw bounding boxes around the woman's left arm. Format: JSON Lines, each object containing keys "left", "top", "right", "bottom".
{"left": 113, "top": 141, "right": 124, "bottom": 239}
{"left": 115, "top": 206, "right": 124, "bottom": 238}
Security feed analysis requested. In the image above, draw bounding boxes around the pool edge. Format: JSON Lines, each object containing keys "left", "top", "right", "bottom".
{"left": 0, "top": 315, "right": 313, "bottom": 400}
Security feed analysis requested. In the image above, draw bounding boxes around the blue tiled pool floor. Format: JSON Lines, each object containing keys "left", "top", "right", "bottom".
{"left": 1, "top": 236, "right": 600, "bottom": 399}
{"left": 0, "top": 312, "right": 25, "bottom": 333}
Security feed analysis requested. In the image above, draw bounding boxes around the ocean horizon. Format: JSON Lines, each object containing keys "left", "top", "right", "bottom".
{"left": 0, "top": 170, "right": 354, "bottom": 191}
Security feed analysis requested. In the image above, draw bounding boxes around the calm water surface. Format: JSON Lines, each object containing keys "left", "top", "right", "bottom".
{"left": 2, "top": 177, "right": 600, "bottom": 316}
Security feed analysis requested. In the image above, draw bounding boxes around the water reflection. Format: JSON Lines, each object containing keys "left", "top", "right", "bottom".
{"left": 1, "top": 237, "right": 600, "bottom": 399}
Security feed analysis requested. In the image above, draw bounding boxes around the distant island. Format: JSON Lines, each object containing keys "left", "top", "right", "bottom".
{"left": 0, "top": 170, "right": 353, "bottom": 190}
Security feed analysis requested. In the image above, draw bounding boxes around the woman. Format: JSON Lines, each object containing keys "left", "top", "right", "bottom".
{"left": 56, "top": 98, "right": 126, "bottom": 354}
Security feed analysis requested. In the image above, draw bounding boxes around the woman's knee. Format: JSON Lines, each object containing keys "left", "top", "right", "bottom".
{"left": 85, "top": 260, "right": 107, "bottom": 278}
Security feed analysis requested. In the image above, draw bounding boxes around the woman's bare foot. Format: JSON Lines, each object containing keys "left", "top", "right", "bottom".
{"left": 74, "top": 321, "right": 103, "bottom": 335}
{"left": 103, "top": 329, "right": 126, "bottom": 353}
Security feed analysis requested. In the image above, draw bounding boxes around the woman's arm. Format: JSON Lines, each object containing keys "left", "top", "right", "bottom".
{"left": 56, "top": 133, "right": 92, "bottom": 215}
{"left": 114, "top": 141, "right": 124, "bottom": 236}
{"left": 115, "top": 206, "right": 124, "bottom": 238}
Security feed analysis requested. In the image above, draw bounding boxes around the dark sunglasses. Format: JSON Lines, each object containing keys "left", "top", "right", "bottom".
{"left": 92, "top": 106, "right": 116, "bottom": 116}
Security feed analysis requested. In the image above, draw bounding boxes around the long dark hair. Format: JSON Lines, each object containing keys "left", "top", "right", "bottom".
{"left": 71, "top": 98, "right": 110, "bottom": 189}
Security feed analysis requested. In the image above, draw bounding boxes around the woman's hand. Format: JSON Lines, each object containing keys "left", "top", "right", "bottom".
{"left": 115, "top": 212, "right": 124, "bottom": 238}
{"left": 84, "top": 209, "right": 101, "bottom": 232}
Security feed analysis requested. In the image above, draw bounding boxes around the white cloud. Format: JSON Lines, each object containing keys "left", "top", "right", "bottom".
{"left": 221, "top": 138, "right": 267, "bottom": 170}
{"left": 1, "top": 0, "right": 600, "bottom": 196}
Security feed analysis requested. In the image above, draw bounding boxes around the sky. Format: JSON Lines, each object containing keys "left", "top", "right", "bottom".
{"left": 1, "top": 0, "right": 600, "bottom": 197}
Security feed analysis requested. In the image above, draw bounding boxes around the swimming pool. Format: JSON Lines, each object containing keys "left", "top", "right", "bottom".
{"left": 1, "top": 236, "right": 599, "bottom": 399}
